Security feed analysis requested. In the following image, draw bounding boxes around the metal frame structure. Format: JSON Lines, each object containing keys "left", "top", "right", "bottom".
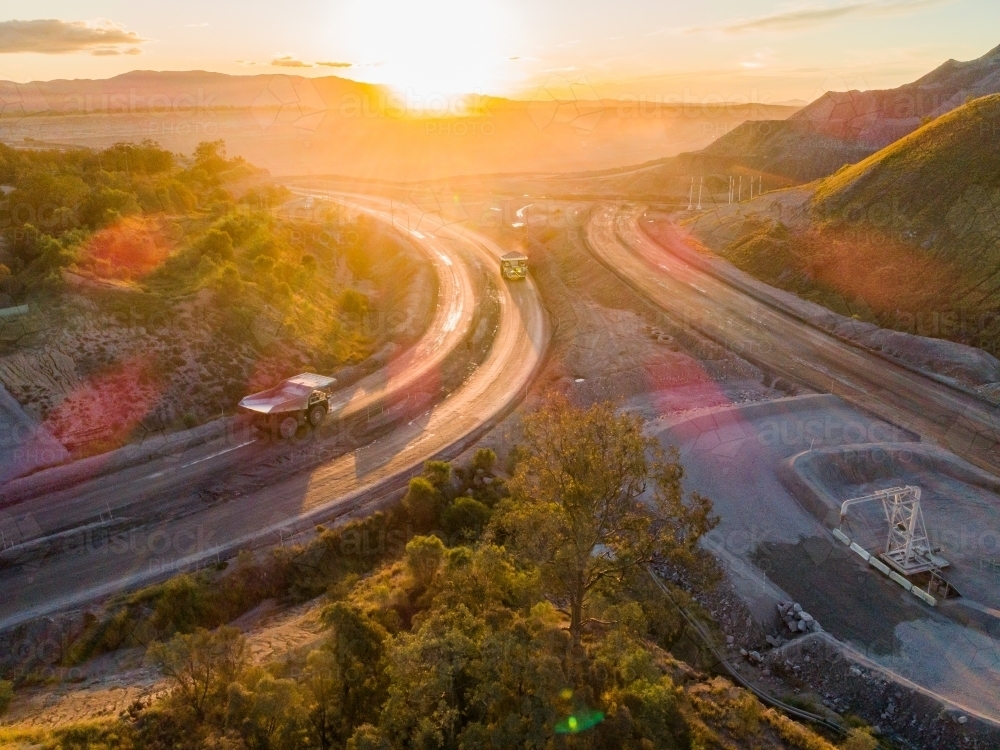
{"left": 840, "top": 485, "right": 947, "bottom": 576}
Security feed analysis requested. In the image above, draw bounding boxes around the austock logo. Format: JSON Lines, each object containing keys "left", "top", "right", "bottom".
{"left": 401, "top": 186, "right": 471, "bottom": 235}
{"left": 251, "top": 76, "right": 327, "bottom": 136}
{"left": 527, "top": 74, "right": 603, "bottom": 133}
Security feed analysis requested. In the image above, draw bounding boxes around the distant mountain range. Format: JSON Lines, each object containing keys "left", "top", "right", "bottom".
{"left": 0, "top": 70, "right": 380, "bottom": 115}
{"left": 0, "top": 71, "right": 796, "bottom": 181}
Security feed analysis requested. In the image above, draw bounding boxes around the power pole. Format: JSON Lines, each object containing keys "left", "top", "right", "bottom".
{"left": 696, "top": 177, "right": 703, "bottom": 210}
{"left": 687, "top": 177, "right": 694, "bottom": 211}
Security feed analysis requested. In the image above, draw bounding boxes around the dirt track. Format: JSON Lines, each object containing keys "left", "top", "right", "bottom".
{"left": 587, "top": 203, "right": 1000, "bottom": 725}
{"left": 586, "top": 204, "right": 1000, "bottom": 478}
{"left": 0, "top": 193, "right": 549, "bottom": 631}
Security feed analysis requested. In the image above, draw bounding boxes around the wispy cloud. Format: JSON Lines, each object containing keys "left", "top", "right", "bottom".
{"left": 654, "top": 0, "right": 954, "bottom": 36}
{"left": 316, "top": 61, "right": 351, "bottom": 68}
{"left": 0, "top": 19, "right": 146, "bottom": 54}
{"left": 271, "top": 55, "right": 311, "bottom": 68}
{"left": 91, "top": 46, "right": 142, "bottom": 57}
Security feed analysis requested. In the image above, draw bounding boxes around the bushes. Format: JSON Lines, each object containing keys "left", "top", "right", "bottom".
{"left": 23, "top": 443, "right": 845, "bottom": 750}
{"left": 441, "top": 496, "right": 491, "bottom": 541}
{"left": 199, "top": 228, "right": 235, "bottom": 262}
{"left": 149, "top": 626, "right": 250, "bottom": 723}
{"left": 65, "top": 558, "right": 295, "bottom": 665}
{"left": 340, "top": 288, "right": 369, "bottom": 315}
{"left": 401, "top": 477, "right": 445, "bottom": 533}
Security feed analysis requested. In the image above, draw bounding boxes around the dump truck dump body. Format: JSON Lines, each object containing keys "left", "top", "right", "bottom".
{"left": 500, "top": 251, "right": 528, "bottom": 280}
{"left": 239, "top": 373, "right": 337, "bottom": 438}
{"left": 239, "top": 373, "right": 336, "bottom": 415}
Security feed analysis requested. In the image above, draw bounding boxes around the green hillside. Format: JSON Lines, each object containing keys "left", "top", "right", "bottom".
{"left": 700, "top": 119, "right": 875, "bottom": 182}
{"left": 810, "top": 94, "right": 1000, "bottom": 353}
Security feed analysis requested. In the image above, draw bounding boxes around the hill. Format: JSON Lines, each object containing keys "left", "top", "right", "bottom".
{"left": 0, "top": 70, "right": 378, "bottom": 113}
{"left": 747, "top": 41, "right": 1000, "bottom": 182}
{"left": 636, "top": 41, "right": 1000, "bottom": 186}
{"left": 687, "top": 93, "right": 1000, "bottom": 371}
{"left": 696, "top": 118, "right": 874, "bottom": 183}
{"left": 0, "top": 140, "right": 424, "bottom": 458}
{"left": 794, "top": 42, "right": 1000, "bottom": 148}
{"left": 811, "top": 93, "right": 1000, "bottom": 336}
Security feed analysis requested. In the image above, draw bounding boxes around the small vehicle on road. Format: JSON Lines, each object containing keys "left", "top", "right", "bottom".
{"left": 500, "top": 251, "right": 528, "bottom": 280}
{"left": 238, "top": 373, "right": 337, "bottom": 439}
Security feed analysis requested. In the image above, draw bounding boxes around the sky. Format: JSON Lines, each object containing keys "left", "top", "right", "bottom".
{"left": 1, "top": 0, "right": 998, "bottom": 104}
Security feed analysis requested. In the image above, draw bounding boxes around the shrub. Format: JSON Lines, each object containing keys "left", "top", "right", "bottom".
{"left": 149, "top": 626, "right": 249, "bottom": 723}
{"left": 198, "top": 229, "right": 235, "bottom": 262}
{"left": 404, "top": 535, "right": 445, "bottom": 590}
{"left": 340, "top": 288, "right": 369, "bottom": 315}
{"left": 401, "top": 477, "right": 445, "bottom": 533}
{"left": 441, "top": 496, "right": 491, "bottom": 542}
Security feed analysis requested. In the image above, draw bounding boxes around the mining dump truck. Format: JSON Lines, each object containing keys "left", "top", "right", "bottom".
{"left": 238, "top": 373, "right": 337, "bottom": 439}
{"left": 500, "top": 251, "right": 528, "bottom": 280}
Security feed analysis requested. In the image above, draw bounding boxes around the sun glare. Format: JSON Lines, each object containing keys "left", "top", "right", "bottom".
{"left": 339, "top": 0, "right": 514, "bottom": 105}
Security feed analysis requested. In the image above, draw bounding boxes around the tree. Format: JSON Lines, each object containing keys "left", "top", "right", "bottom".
{"left": 378, "top": 606, "right": 483, "bottom": 748}
{"left": 303, "top": 603, "right": 390, "bottom": 749}
{"left": 227, "top": 673, "right": 306, "bottom": 750}
{"left": 495, "top": 397, "right": 717, "bottom": 646}
{"left": 216, "top": 263, "right": 244, "bottom": 298}
{"left": 149, "top": 626, "right": 249, "bottom": 723}
{"left": 404, "top": 535, "right": 445, "bottom": 590}
{"left": 199, "top": 228, "right": 235, "bottom": 261}
{"left": 340, "top": 288, "right": 368, "bottom": 316}
{"left": 80, "top": 186, "right": 141, "bottom": 227}
{"left": 193, "top": 140, "right": 231, "bottom": 177}
{"left": 470, "top": 447, "right": 496, "bottom": 475}
{"left": 441, "top": 496, "right": 491, "bottom": 542}
{"left": 401, "top": 477, "right": 445, "bottom": 533}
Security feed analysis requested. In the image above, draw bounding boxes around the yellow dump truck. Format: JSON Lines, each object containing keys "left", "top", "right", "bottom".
{"left": 500, "top": 251, "right": 528, "bottom": 280}
{"left": 238, "top": 373, "right": 337, "bottom": 439}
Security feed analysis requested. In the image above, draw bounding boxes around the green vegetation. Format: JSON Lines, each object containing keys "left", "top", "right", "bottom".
{"left": 720, "top": 218, "right": 881, "bottom": 321}
{"left": 714, "top": 95, "right": 1000, "bottom": 357}
{"left": 0, "top": 140, "right": 421, "bottom": 454}
{"left": 0, "top": 680, "right": 12, "bottom": 716}
{"left": 0, "top": 400, "right": 857, "bottom": 750}
{"left": 498, "top": 397, "right": 717, "bottom": 645}
{"left": 810, "top": 94, "right": 1000, "bottom": 354}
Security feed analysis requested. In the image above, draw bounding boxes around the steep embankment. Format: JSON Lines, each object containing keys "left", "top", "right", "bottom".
{"left": 686, "top": 94, "right": 1000, "bottom": 393}
{"left": 811, "top": 92, "right": 1000, "bottom": 350}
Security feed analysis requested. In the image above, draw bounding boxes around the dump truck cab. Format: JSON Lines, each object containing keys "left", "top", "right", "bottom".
{"left": 500, "top": 251, "right": 528, "bottom": 280}
{"left": 238, "top": 373, "right": 337, "bottom": 439}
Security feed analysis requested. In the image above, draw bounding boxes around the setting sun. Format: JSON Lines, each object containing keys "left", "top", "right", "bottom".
{"left": 337, "top": 0, "right": 515, "bottom": 103}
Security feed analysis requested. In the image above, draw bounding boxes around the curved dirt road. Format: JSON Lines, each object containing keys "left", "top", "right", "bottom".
{"left": 586, "top": 204, "right": 1000, "bottom": 477}
{"left": 0, "top": 194, "right": 548, "bottom": 630}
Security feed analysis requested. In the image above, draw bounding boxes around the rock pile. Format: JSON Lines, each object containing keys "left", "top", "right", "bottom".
{"left": 777, "top": 601, "right": 821, "bottom": 634}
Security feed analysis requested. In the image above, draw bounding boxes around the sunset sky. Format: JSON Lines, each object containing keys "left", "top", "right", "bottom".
{"left": 1, "top": 0, "right": 998, "bottom": 103}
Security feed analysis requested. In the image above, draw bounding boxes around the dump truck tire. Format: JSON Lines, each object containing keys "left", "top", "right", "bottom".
{"left": 279, "top": 416, "right": 299, "bottom": 439}
{"left": 308, "top": 404, "right": 326, "bottom": 427}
